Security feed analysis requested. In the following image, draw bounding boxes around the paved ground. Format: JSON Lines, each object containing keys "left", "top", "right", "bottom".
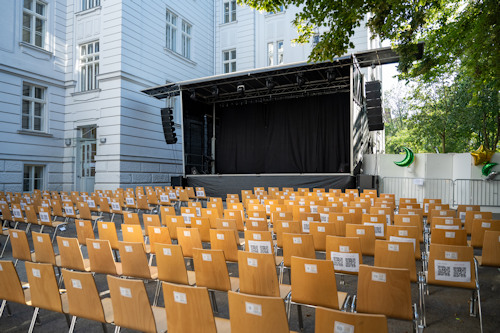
{"left": 1, "top": 212, "right": 499, "bottom": 332}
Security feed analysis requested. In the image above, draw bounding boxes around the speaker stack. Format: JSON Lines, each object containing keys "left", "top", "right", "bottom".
{"left": 161, "top": 107, "right": 177, "bottom": 144}
{"left": 365, "top": 81, "right": 384, "bottom": 131}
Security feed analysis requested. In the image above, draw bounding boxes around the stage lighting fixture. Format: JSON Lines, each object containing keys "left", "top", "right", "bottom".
{"left": 296, "top": 73, "right": 305, "bottom": 88}
{"left": 266, "top": 78, "right": 276, "bottom": 92}
{"left": 211, "top": 86, "right": 219, "bottom": 98}
{"left": 237, "top": 83, "right": 245, "bottom": 96}
{"left": 189, "top": 89, "right": 196, "bottom": 100}
{"left": 327, "top": 69, "right": 337, "bottom": 82}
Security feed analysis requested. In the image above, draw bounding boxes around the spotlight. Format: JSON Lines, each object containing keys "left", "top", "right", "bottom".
{"left": 266, "top": 78, "right": 276, "bottom": 93}
{"left": 237, "top": 83, "right": 245, "bottom": 97}
{"left": 189, "top": 89, "right": 196, "bottom": 100}
{"left": 211, "top": 86, "right": 219, "bottom": 98}
{"left": 327, "top": 69, "right": 337, "bottom": 82}
{"left": 296, "top": 73, "right": 306, "bottom": 89}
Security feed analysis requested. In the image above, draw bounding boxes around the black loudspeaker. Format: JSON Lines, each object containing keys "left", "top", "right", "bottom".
{"left": 171, "top": 176, "right": 184, "bottom": 187}
{"left": 365, "top": 81, "right": 384, "bottom": 131}
{"left": 161, "top": 107, "right": 177, "bottom": 144}
{"left": 356, "top": 174, "right": 379, "bottom": 192}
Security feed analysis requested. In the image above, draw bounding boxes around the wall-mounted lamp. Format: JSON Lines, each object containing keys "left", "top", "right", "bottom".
{"left": 100, "top": 137, "right": 107, "bottom": 144}
{"left": 64, "top": 139, "right": 71, "bottom": 146}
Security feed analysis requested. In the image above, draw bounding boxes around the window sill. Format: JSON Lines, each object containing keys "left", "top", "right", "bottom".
{"left": 163, "top": 48, "right": 196, "bottom": 66}
{"left": 75, "top": 6, "right": 102, "bottom": 17}
{"left": 71, "top": 89, "right": 101, "bottom": 101}
{"left": 219, "top": 20, "right": 238, "bottom": 27}
{"left": 19, "top": 42, "right": 53, "bottom": 61}
{"left": 17, "top": 130, "right": 53, "bottom": 138}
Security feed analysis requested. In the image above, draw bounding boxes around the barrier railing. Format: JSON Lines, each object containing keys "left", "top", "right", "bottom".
{"left": 380, "top": 177, "right": 500, "bottom": 207}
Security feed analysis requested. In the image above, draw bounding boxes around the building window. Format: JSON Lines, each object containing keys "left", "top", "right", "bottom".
{"left": 22, "top": 0, "right": 47, "bottom": 48}
{"left": 166, "top": 10, "right": 177, "bottom": 52}
{"left": 312, "top": 34, "right": 320, "bottom": 46}
{"left": 181, "top": 21, "right": 192, "bottom": 59}
{"left": 223, "top": 49, "right": 236, "bottom": 73}
{"left": 81, "top": 0, "right": 100, "bottom": 11}
{"left": 277, "top": 40, "right": 284, "bottom": 65}
{"left": 267, "top": 5, "right": 284, "bottom": 15}
{"left": 223, "top": 0, "right": 236, "bottom": 23}
{"left": 80, "top": 41, "right": 99, "bottom": 91}
{"left": 267, "top": 42, "right": 274, "bottom": 66}
{"left": 23, "top": 165, "right": 44, "bottom": 192}
{"left": 22, "top": 83, "right": 46, "bottom": 132}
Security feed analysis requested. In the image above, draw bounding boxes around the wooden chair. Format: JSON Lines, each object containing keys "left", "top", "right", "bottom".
{"left": 430, "top": 228, "right": 467, "bottom": 246}
{"left": 177, "top": 227, "right": 203, "bottom": 259}
{"left": 97, "top": 221, "right": 120, "bottom": 250}
{"left": 345, "top": 224, "right": 376, "bottom": 256}
{"left": 356, "top": 265, "right": 421, "bottom": 331}
{"left": 181, "top": 207, "right": 197, "bottom": 226}
{"left": 210, "top": 228, "right": 240, "bottom": 263}
{"left": 118, "top": 241, "right": 158, "bottom": 280}
{"left": 362, "top": 214, "right": 387, "bottom": 240}
{"left": 87, "top": 239, "right": 122, "bottom": 276}
{"left": 325, "top": 235, "right": 363, "bottom": 275}
{"left": 328, "top": 212, "right": 352, "bottom": 237}
{"left": 274, "top": 221, "right": 301, "bottom": 249}
{"left": 25, "top": 261, "right": 71, "bottom": 333}
{"left": 61, "top": 269, "right": 114, "bottom": 332}
{"left": 394, "top": 214, "right": 423, "bottom": 243}
{"left": 456, "top": 204, "right": 480, "bottom": 222}
{"left": 162, "top": 282, "right": 230, "bottom": 333}
{"left": 290, "top": 256, "right": 348, "bottom": 330}
{"left": 32, "top": 231, "right": 61, "bottom": 267}
{"left": 191, "top": 217, "right": 212, "bottom": 242}
{"left": 426, "top": 244, "right": 482, "bottom": 331}
{"left": 123, "top": 212, "right": 141, "bottom": 225}
{"left": 469, "top": 219, "right": 500, "bottom": 248}
{"left": 143, "top": 214, "right": 162, "bottom": 235}
{"left": 0, "top": 204, "right": 19, "bottom": 258}
{"left": 38, "top": 206, "right": 68, "bottom": 242}
{"left": 315, "top": 306, "right": 388, "bottom": 333}
{"left": 476, "top": 230, "right": 500, "bottom": 266}
{"left": 75, "top": 219, "right": 95, "bottom": 246}
{"left": 156, "top": 243, "right": 196, "bottom": 285}
{"left": 281, "top": 233, "right": 316, "bottom": 283}
{"left": 122, "top": 224, "right": 149, "bottom": 252}
{"left": 0, "top": 260, "right": 31, "bottom": 318}
{"left": 9, "top": 229, "right": 35, "bottom": 265}
{"left": 147, "top": 226, "right": 172, "bottom": 254}
{"left": 308, "top": 221, "right": 335, "bottom": 252}
{"left": 387, "top": 225, "right": 420, "bottom": 259}
{"left": 107, "top": 275, "right": 167, "bottom": 333}
{"left": 76, "top": 201, "right": 102, "bottom": 229}
{"left": 56, "top": 236, "right": 90, "bottom": 272}
{"left": 374, "top": 240, "right": 417, "bottom": 282}
{"left": 430, "top": 217, "right": 462, "bottom": 230}
{"left": 164, "top": 215, "right": 187, "bottom": 241}
{"left": 228, "top": 291, "right": 295, "bottom": 333}
{"left": 464, "top": 211, "right": 492, "bottom": 235}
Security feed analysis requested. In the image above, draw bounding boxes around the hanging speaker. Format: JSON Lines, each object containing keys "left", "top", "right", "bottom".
{"left": 161, "top": 107, "right": 177, "bottom": 144}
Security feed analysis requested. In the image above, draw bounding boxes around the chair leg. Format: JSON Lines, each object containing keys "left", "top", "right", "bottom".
{"left": 152, "top": 280, "right": 161, "bottom": 307}
{"left": 28, "top": 307, "right": 40, "bottom": 333}
{"left": 114, "top": 326, "right": 121, "bottom": 333}
{"left": 0, "top": 234, "right": 10, "bottom": 258}
{"left": 64, "top": 313, "right": 72, "bottom": 328}
{"left": 297, "top": 304, "right": 304, "bottom": 331}
{"left": 418, "top": 271, "right": 426, "bottom": 327}
{"left": 101, "top": 322, "right": 109, "bottom": 333}
{"left": 68, "top": 316, "right": 77, "bottom": 333}
{"left": 0, "top": 300, "right": 9, "bottom": 318}
{"left": 477, "top": 288, "right": 483, "bottom": 333}
{"left": 51, "top": 225, "right": 59, "bottom": 243}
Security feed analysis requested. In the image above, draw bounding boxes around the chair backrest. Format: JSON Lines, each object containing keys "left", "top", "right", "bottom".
{"left": 325, "top": 235, "right": 362, "bottom": 274}
{"left": 76, "top": 202, "right": 93, "bottom": 220}
{"left": 107, "top": 275, "right": 158, "bottom": 333}
{"left": 309, "top": 222, "right": 336, "bottom": 251}
{"left": 480, "top": 230, "right": 500, "bottom": 266}
{"left": 11, "top": 203, "right": 25, "bottom": 222}
{"left": 118, "top": 241, "right": 154, "bottom": 279}
{"left": 57, "top": 236, "right": 88, "bottom": 271}
{"left": 180, "top": 207, "right": 197, "bottom": 225}
{"left": 9, "top": 229, "right": 32, "bottom": 261}
{"left": 87, "top": 239, "right": 120, "bottom": 275}
{"left": 159, "top": 206, "right": 176, "bottom": 223}
{"left": 177, "top": 227, "right": 203, "bottom": 258}
{"left": 238, "top": 251, "right": 280, "bottom": 297}
{"left": 274, "top": 221, "right": 301, "bottom": 248}
{"left": 210, "top": 228, "right": 239, "bottom": 262}
{"left": 246, "top": 218, "right": 269, "bottom": 231}
{"left": 192, "top": 248, "right": 231, "bottom": 291}
{"left": 61, "top": 269, "right": 108, "bottom": 323}
{"left": 164, "top": 215, "right": 187, "bottom": 240}
{"left": 191, "top": 217, "right": 212, "bottom": 242}
{"left": 465, "top": 211, "right": 492, "bottom": 234}
{"left": 430, "top": 228, "right": 467, "bottom": 246}
{"left": 123, "top": 212, "right": 140, "bottom": 225}
{"left": 430, "top": 217, "right": 462, "bottom": 230}
{"left": 156, "top": 243, "right": 192, "bottom": 285}
{"left": 374, "top": 240, "right": 417, "bottom": 282}
{"left": 345, "top": 224, "right": 376, "bottom": 256}
{"left": 343, "top": 206, "right": 363, "bottom": 224}
{"left": 315, "top": 306, "right": 388, "bottom": 333}
{"left": 291, "top": 256, "right": 342, "bottom": 309}
{"left": 162, "top": 282, "right": 218, "bottom": 333}
{"left": 357, "top": 264, "right": 413, "bottom": 320}
{"left": 0, "top": 260, "right": 27, "bottom": 305}
{"left": 122, "top": 224, "right": 146, "bottom": 246}
{"left": 228, "top": 291, "right": 291, "bottom": 333}
{"left": 427, "top": 243, "right": 476, "bottom": 289}
{"left": 25, "top": 261, "right": 63, "bottom": 313}
{"left": 97, "top": 221, "right": 119, "bottom": 249}
{"left": 386, "top": 225, "right": 419, "bottom": 259}
{"left": 470, "top": 219, "right": 500, "bottom": 248}
{"left": 24, "top": 205, "right": 39, "bottom": 224}
{"left": 147, "top": 226, "right": 172, "bottom": 253}
{"left": 75, "top": 219, "right": 95, "bottom": 245}
{"left": 282, "top": 233, "right": 316, "bottom": 267}
{"left": 244, "top": 230, "right": 274, "bottom": 255}
{"left": 32, "top": 231, "right": 57, "bottom": 265}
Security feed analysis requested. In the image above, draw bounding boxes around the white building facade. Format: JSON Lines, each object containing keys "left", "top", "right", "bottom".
{"left": 0, "top": 0, "right": 380, "bottom": 193}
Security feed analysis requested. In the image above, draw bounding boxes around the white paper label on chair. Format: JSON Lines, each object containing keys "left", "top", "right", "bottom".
{"left": 440, "top": 211, "right": 447, "bottom": 216}
{"left": 317, "top": 226, "right": 325, "bottom": 232}
{"left": 293, "top": 237, "right": 302, "bottom": 244}
{"left": 364, "top": 222, "right": 384, "bottom": 237}
{"left": 445, "top": 232, "right": 455, "bottom": 238}
{"left": 163, "top": 248, "right": 172, "bottom": 256}
{"left": 337, "top": 216, "right": 344, "bottom": 221}
{"left": 71, "top": 279, "right": 82, "bottom": 289}
{"left": 245, "top": 302, "right": 262, "bottom": 316}
{"left": 169, "top": 192, "right": 177, "bottom": 199}
{"left": 216, "top": 233, "right": 224, "bottom": 240}
{"left": 40, "top": 212, "right": 50, "bottom": 222}
{"left": 339, "top": 246, "right": 349, "bottom": 253}
{"left": 37, "top": 236, "right": 43, "bottom": 243}
{"left": 310, "top": 205, "right": 318, "bottom": 213}
{"left": 153, "top": 227, "right": 161, "bottom": 234}
{"left": 247, "top": 258, "right": 258, "bottom": 267}
{"left": 65, "top": 207, "right": 74, "bottom": 215}
{"left": 389, "top": 236, "right": 416, "bottom": 251}
{"left": 12, "top": 232, "right": 18, "bottom": 238}
{"left": 301, "top": 220, "right": 310, "bottom": 233}
{"left": 320, "top": 213, "right": 329, "bottom": 222}
{"left": 160, "top": 195, "right": 169, "bottom": 202}
{"left": 202, "top": 253, "right": 212, "bottom": 261}
{"left": 41, "top": 202, "right": 48, "bottom": 207}
{"left": 92, "top": 242, "right": 101, "bottom": 249}
{"left": 282, "top": 222, "right": 289, "bottom": 228}
{"left": 370, "top": 216, "right": 378, "bottom": 222}
{"left": 183, "top": 230, "right": 191, "bottom": 237}
{"left": 171, "top": 218, "right": 178, "bottom": 223}
{"left": 251, "top": 221, "right": 259, "bottom": 227}
{"left": 87, "top": 200, "right": 95, "bottom": 208}
{"left": 126, "top": 198, "right": 135, "bottom": 205}
{"left": 120, "top": 287, "right": 132, "bottom": 298}
{"left": 371, "top": 272, "right": 386, "bottom": 283}
{"left": 331, "top": 252, "right": 359, "bottom": 272}
{"left": 62, "top": 240, "right": 70, "bottom": 247}
{"left": 195, "top": 208, "right": 201, "bottom": 216}
{"left": 252, "top": 233, "right": 261, "bottom": 240}
{"left": 279, "top": 212, "right": 286, "bottom": 217}
{"left": 334, "top": 321, "right": 354, "bottom": 333}
{"left": 127, "top": 227, "right": 134, "bottom": 233}
{"left": 459, "top": 212, "right": 466, "bottom": 221}
{"left": 434, "top": 260, "right": 471, "bottom": 283}
{"left": 474, "top": 214, "right": 482, "bottom": 219}
{"left": 78, "top": 221, "right": 85, "bottom": 227}
{"left": 343, "top": 202, "right": 348, "bottom": 207}
{"left": 435, "top": 225, "right": 459, "bottom": 230}
{"left": 386, "top": 215, "right": 391, "bottom": 225}
{"left": 32, "top": 268, "right": 41, "bottom": 278}
{"left": 173, "top": 291, "right": 187, "bottom": 304}
{"left": 356, "top": 229, "right": 365, "bottom": 235}
{"left": 124, "top": 245, "right": 133, "bottom": 253}
{"left": 388, "top": 244, "right": 399, "bottom": 252}
{"left": 445, "top": 251, "right": 458, "bottom": 260}
{"left": 409, "top": 212, "right": 415, "bottom": 215}
{"left": 402, "top": 217, "right": 410, "bottom": 223}
{"left": 349, "top": 209, "right": 355, "bottom": 214}
{"left": 248, "top": 240, "right": 272, "bottom": 254}
{"left": 183, "top": 214, "right": 194, "bottom": 225}
{"left": 102, "top": 223, "right": 109, "bottom": 229}
{"left": 304, "top": 264, "right": 317, "bottom": 274}
{"left": 111, "top": 202, "right": 120, "bottom": 210}
{"left": 127, "top": 213, "right": 132, "bottom": 218}
{"left": 444, "top": 219, "right": 454, "bottom": 225}
{"left": 482, "top": 222, "right": 491, "bottom": 228}
{"left": 206, "top": 211, "right": 212, "bottom": 215}
{"left": 196, "top": 191, "right": 204, "bottom": 197}
{"left": 13, "top": 209, "right": 22, "bottom": 218}
{"left": 398, "top": 230, "right": 408, "bottom": 237}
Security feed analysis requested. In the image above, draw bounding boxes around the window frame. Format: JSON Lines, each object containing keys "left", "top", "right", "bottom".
{"left": 166, "top": 9, "right": 178, "bottom": 52}
{"left": 22, "top": 0, "right": 47, "bottom": 49}
{"left": 79, "top": 40, "right": 100, "bottom": 92}
{"left": 267, "top": 42, "right": 274, "bottom": 66}
{"left": 23, "top": 165, "right": 45, "bottom": 192}
{"left": 223, "top": 0, "right": 237, "bottom": 24}
{"left": 222, "top": 49, "right": 237, "bottom": 73}
{"left": 22, "top": 82, "right": 47, "bottom": 133}
{"left": 277, "top": 40, "right": 284, "bottom": 65}
{"left": 181, "top": 20, "right": 192, "bottom": 59}
{"left": 81, "top": 0, "right": 100, "bottom": 11}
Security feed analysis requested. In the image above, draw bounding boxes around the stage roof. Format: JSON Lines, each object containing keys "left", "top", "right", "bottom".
{"left": 142, "top": 44, "right": 423, "bottom": 104}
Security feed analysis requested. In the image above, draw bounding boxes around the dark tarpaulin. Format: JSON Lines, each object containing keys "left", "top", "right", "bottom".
{"left": 215, "top": 93, "right": 350, "bottom": 174}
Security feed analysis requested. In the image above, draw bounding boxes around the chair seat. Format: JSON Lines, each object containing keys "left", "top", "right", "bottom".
{"left": 475, "top": 255, "right": 483, "bottom": 266}
{"left": 187, "top": 270, "right": 196, "bottom": 286}
{"left": 151, "top": 305, "right": 168, "bottom": 333}
{"left": 275, "top": 256, "right": 284, "bottom": 266}
{"left": 337, "top": 291, "right": 348, "bottom": 309}
{"left": 149, "top": 266, "right": 158, "bottom": 280}
{"left": 229, "top": 277, "right": 240, "bottom": 291}
{"left": 215, "top": 317, "right": 231, "bottom": 333}
{"left": 115, "top": 262, "right": 123, "bottom": 275}
{"left": 279, "top": 284, "right": 292, "bottom": 299}
{"left": 101, "top": 297, "right": 115, "bottom": 323}
{"left": 55, "top": 254, "right": 62, "bottom": 267}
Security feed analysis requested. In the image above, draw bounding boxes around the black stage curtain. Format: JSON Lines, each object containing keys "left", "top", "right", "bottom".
{"left": 216, "top": 93, "right": 350, "bottom": 174}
